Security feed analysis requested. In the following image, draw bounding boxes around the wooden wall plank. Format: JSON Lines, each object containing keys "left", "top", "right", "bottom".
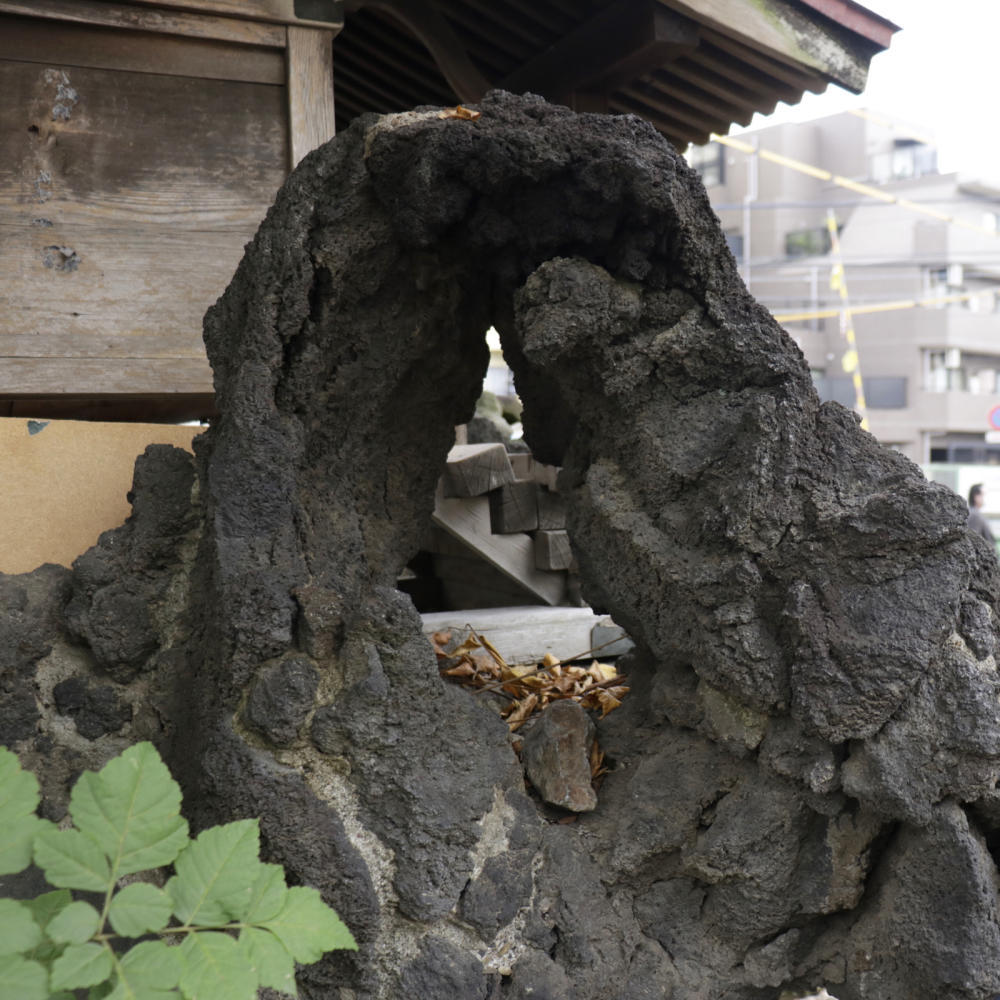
{"left": 0, "top": 358, "right": 213, "bottom": 394}
{"left": 0, "top": 229, "right": 250, "bottom": 358}
{"left": 1, "top": 58, "right": 287, "bottom": 397}
{"left": 119, "top": 0, "right": 344, "bottom": 31}
{"left": 0, "top": 1, "right": 287, "bottom": 48}
{"left": 0, "top": 16, "right": 285, "bottom": 84}
{"left": 287, "top": 26, "right": 336, "bottom": 166}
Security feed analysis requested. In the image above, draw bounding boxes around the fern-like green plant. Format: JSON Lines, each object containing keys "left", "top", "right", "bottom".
{"left": 0, "top": 742, "right": 356, "bottom": 999}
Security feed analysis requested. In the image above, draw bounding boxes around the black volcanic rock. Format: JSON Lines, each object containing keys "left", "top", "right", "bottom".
{"left": 3, "top": 92, "right": 999, "bottom": 1000}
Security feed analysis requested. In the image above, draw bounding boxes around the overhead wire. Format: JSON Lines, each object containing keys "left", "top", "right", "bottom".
{"left": 710, "top": 132, "right": 999, "bottom": 238}
{"left": 707, "top": 116, "right": 1000, "bottom": 323}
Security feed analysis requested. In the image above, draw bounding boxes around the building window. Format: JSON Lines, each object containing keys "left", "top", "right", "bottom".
{"left": 925, "top": 349, "right": 1000, "bottom": 394}
{"left": 871, "top": 139, "right": 938, "bottom": 183}
{"left": 724, "top": 229, "right": 744, "bottom": 259}
{"left": 865, "top": 377, "right": 908, "bottom": 408}
{"left": 686, "top": 142, "right": 724, "bottom": 186}
{"left": 925, "top": 349, "right": 966, "bottom": 391}
{"left": 784, "top": 227, "right": 831, "bottom": 259}
{"left": 932, "top": 443, "right": 1000, "bottom": 464}
{"left": 812, "top": 374, "right": 906, "bottom": 409}
{"left": 925, "top": 264, "right": 965, "bottom": 305}
{"left": 968, "top": 368, "right": 997, "bottom": 394}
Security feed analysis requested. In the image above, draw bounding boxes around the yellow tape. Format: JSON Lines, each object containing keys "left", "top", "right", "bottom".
{"left": 713, "top": 134, "right": 756, "bottom": 154}
{"left": 773, "top": 291, "right": 977, "bottom": 323}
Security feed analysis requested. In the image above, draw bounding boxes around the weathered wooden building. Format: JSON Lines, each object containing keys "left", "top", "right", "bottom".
{"left": 0, "top": 0, "right": 896, "bottom": 422}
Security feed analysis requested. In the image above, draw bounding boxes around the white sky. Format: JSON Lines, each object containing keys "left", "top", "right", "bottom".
{"left": 733, "top": 0, "right": 1000, "bottom": 180}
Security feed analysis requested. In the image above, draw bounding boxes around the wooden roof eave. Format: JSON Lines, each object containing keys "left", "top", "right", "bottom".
{"left": 344, "top": 0, "right": 490, "bottom": 100}
{"left": 499, "top": 0, "right": 700, "bottom": 102}
{"left": 340, "top": 0, "right": 894, "bottom": 144}
{"left": 657, "top": 0, "right": 895, "bottom": 95}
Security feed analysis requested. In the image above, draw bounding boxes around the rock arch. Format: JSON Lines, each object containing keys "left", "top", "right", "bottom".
{"left": 6, "top": 92, "right": 1000, "bottom": 999}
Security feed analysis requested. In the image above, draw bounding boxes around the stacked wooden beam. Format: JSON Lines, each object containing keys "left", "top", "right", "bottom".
{"left": 429, "top": 442, "right": 576, "bottom": 607}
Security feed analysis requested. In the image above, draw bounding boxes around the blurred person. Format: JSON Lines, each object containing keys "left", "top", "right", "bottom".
{"left": 968, "top": 483, "right": 995, "bottom": 545}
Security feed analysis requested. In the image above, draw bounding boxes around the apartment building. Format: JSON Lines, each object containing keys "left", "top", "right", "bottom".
{"left": 689, "top": 111, "right": 1000, "bottom": 465}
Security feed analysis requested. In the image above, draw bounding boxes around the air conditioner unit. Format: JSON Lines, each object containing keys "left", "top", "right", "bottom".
{"left": 945, "top": 348, "right": 962, "bottom": 369}
{"left": 947, "top": 263, "right": 964, "bottom": 287}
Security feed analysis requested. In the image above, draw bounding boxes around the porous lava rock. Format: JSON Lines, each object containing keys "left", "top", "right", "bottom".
{"left": 3, "top": 92, "right": 1000, "bottom": 999}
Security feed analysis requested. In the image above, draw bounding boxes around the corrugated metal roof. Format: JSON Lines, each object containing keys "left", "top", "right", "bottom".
{"left": 335, "top": 0, "right": 896, "bottom": 147}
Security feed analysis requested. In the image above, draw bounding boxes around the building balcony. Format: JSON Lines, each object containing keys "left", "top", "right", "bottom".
{"left": 905, "top": 307, "right": 1000, "bottom": 354}
{"left": 913, "top": 389, "right": 1000, "bottom": 434}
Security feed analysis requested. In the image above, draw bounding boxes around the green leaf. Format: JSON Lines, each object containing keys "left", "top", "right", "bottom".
{"left": 0, "top": 898, "right": 42, "bottom": 954}
{"left": 28, "top": 888, "right": 73, "bottom": 931}
{"left": 48, "top": 900, "right": 101, "bottom": 945}
{"left": 235, "top": 862, "right": 286, "bottom": 924}
{"left": 70, "top": 743, "right": 189, "bottom": 879}
{"left": 0, "top": 746, "right": 40, "bottom": 818}
{"left": 0, "top": 748, "right": 50, "bottom": 875}
{"left": 108, "top": 883, "right": 173, "bottom": 937}
{"left": 50, "top": 941, "right": 113, "bottom": 991}
{"left": 106, "top": 981, "right": 179, "bottom": 1000}
{"left": 0, "top": 952, "right": 49, "bottom": 1000}
{"left": 168, "top": 819, "right": 260, "bottom": 925}
{"left": 115, "top": 940, "right": 183, "bottom": 997}
{"left": 26, "top": 888, "right": 74, "bottom": 964}
{"left": 178, "top": 931, "right": 257, "bottom": 1000}
{"left": 239, "top": 927, "right": 297, "bottom": 997}
{"left": 35, "top": 827, "right": 110, "bottom": 891}
{"left": 261, "top": 886, "right": 357, "bottom": 962}
{"left": 0, "top": 814, "right": 49, "bottom": 877}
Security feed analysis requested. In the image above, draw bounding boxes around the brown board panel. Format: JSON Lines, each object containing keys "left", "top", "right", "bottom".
{"left": 0, "top": 227, "right": 262, "bottom": 359}
{"left": 0, "top": 358, "right": 213, "bottom": 395}
{"left": 0, "top": 2, "right": 287, "bottom": 48}
{"left": 0, "top": 416, "right": 200, "bottom": 574}
{"left": 119, "top": 0, "right": 344, "bottom": 31}
{"left": 0, "top": 15, "right": 285, "bottom": 84}
{"left": 0, "top": 58, "right": 288, "bottom": 395}
{"left": 287, "top": 25, "right": 336, "bottom": 166}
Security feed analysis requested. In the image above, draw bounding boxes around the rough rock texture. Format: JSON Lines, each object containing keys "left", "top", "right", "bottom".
{"left": 4, "top": 92, "right": 1000, "bottom": 998}
{"left": 521, "top": 700, "right": 597, "bottom": 811}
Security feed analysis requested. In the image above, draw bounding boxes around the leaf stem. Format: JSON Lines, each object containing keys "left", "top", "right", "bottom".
{"left": 92, "top": 919, "right": 254, "bottom": 944}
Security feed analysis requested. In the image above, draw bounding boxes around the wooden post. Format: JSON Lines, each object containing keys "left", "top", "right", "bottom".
{"left": 535, "top": 530, "right": 574, "bottom": 571}
{"left": 443, "top": 443, "right": 515, "bottom": 498}
{"left": 536, "top": 487, "right": 567, "bottom": 530}
{"left": 286, "top": 25, "right": 335, "bottom": 167}
{"left": 489, "top": 480, "right": 539, "bottom": 534}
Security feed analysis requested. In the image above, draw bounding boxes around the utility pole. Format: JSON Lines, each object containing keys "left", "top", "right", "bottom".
{"left": 742, "top": 137, "right": 758, "bottom": 291}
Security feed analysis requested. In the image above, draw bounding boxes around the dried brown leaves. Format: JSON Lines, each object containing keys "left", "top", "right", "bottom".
{"left": 431, "top": 629, "right": 629, "bottom": 732}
